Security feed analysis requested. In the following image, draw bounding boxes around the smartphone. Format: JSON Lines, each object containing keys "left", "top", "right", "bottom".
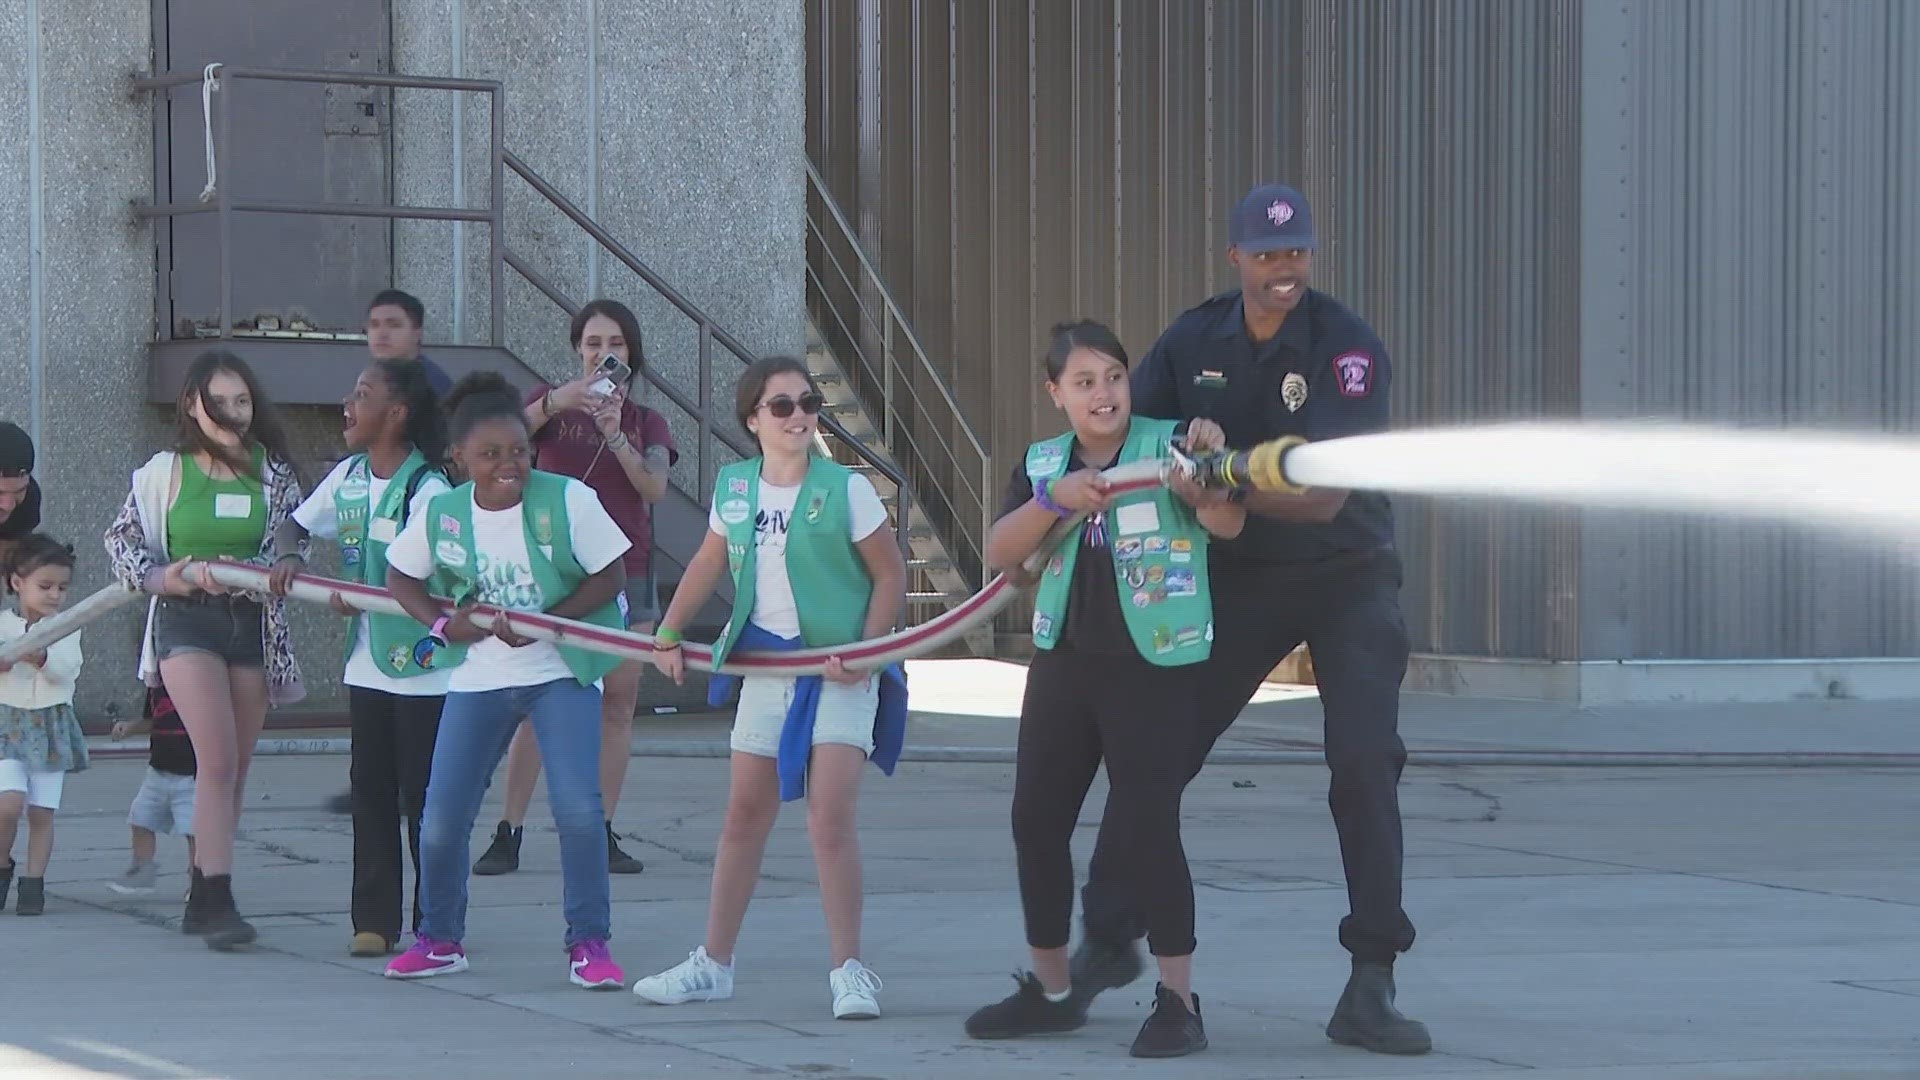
{"left": 587, "top": 353, "right": 631, "bottom": 399}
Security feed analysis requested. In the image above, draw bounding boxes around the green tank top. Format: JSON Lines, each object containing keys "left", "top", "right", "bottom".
{"left": 168, "top": 449, "right": 269, "bottom": 560}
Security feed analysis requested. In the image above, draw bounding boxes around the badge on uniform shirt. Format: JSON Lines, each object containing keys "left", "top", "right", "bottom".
{"left": 1047, "top": 554, "right": 1064, "bottom": 577}
{"left": 532, "top": 509, "right": 555, "bottom": 546}
{"left": 435, "top": 539, "right": 468, "bottom": 567}
{"left": 1333, "top": 353, "right": 1374, "bottom": 397}
{"left": 805, "top": 488, "right": 827, "bottom": 524}
{"left": 718, "top": 499, "right": 751, "bottom": 526}
{"left": 1032, "top": 611, "right": 1053, "bottom": 638}
{"left": 1193, "top": 370, "right": 1228, "bottom": 389}
{"left": 388, "top": 644, "right": 412, "bottom": 670}
{"left": 729, "top": 477, "right": 749, "bottom": 496}
{"left": 342, "top": 544, "right": 362, "bottom": 569}
{"left": 1152, "top": 626, "right": 1174, "bottom": 654}
{"left": 1143, "top": 536, "right": 1169, "bottom": 555}
{"left": 1166, "top": 568, "right": 1196, "bottom": 597}
{"left": 1125, "top": 566, "right": 1147, "bottom": 590}
{"left": 438, "top": 514, "right": 461, "bottom": 539}
{"left": 1282, "top": 371, "right": 1309, "bottom": 412}
{"left": 1027, "top": 444, "right": 1066, "bottom": 476}
{"left": 1170, "top": 538, "right": 1193, "bottom": 564}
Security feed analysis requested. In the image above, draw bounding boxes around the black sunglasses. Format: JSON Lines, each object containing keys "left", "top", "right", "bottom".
{"left": 760, "top": 392, "right": 825, "bottom": 419}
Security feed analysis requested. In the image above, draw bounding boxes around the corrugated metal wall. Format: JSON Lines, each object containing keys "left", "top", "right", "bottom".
{"left": 807, "top": 0, "right": 1920, "bottom": 662}
{"left": 1576, "top": 0, "right": 1920, "bottom": 659}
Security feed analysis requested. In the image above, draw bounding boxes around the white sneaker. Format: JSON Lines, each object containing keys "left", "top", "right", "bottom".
{"left": 632, "top": 946, "right": 735, "bottom": 1004}
{"left": 107, "top": 861, "right": 158, "bottom": 896}
{"left": 830, "top": 959, "right": 883, "bottom": 1020}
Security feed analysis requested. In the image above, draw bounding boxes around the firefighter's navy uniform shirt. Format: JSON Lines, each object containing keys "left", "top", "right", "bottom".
{"left": 1130, "top": 288, "right": 1395, "bottom": 565}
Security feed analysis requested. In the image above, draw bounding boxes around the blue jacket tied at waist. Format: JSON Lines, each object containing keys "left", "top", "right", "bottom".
{"left": 707, "top": 623, "right": 909, "bottom": 802}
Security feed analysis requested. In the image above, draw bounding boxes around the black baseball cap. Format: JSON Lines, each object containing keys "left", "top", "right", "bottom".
{"left": 0, "top": 422, "right": 32, "bottom": 477}
{"left": 1229, "top": 183, "right": 1316, "bottom": 253}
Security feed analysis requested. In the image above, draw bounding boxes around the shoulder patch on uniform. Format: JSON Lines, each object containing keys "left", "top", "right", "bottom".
{"left": 1332, "top": 353, "right": 1373, "bottom": 398}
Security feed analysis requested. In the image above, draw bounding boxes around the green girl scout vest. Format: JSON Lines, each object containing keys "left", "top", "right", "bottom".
{"left": 709, "top": 455, "right": 873, "bottom": 668}
{"left": 334, "top": 449, "right": 446, "bottom": 679}
{"left": 423, "top": 470, "right": 625, "bottom": 686}
{"left": 1026, "top": 416, "right": 1214, "bottom": 666}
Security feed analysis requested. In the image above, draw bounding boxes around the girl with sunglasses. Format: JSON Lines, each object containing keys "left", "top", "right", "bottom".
{"left": 633, "top": 356, "right": 908, "bottom": 1021}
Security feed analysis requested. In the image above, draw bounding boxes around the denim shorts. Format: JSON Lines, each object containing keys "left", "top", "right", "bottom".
{"left": 153, "top": 595, "right": 266, "bottom": 667}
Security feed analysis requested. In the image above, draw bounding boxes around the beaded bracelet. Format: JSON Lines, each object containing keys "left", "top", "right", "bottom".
{"left": 1032, "top": 478, "right": 1072, "bottom": 518}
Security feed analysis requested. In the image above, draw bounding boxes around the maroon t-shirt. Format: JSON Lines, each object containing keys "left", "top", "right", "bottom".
{"left": 525, "top": 384, "right": 679, "bottom": 575}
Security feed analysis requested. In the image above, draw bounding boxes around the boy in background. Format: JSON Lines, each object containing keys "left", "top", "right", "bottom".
{"left": 108, "top": 686, "right": 197, "bottom": 895}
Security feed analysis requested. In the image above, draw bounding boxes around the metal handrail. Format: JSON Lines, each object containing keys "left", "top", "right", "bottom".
{"left": 802, "top": 161, "right": 989, "bottom": 466}
{"left": 802, "top": 162, "right": 995, "bottom": 580}
{"left": 499, "top": 150, "right": 921, "bottom": 563}
{"left": 133, "top": 64, "right": 927, "bottom": 569}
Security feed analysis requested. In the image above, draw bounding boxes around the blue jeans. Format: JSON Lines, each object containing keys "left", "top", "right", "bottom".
{"left": 416, "top": 678, "right": 610, "bottom": 948}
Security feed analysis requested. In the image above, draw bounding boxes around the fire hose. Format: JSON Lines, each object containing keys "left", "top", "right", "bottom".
{"left": 0, "top": 456, "right": 1188, "bottom": 674}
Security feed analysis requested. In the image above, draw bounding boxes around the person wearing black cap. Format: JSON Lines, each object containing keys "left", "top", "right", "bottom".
{"left": 1067, "top": 183, "right": 1430, "bottom": 1056}
{"left": 0, "top": 423, "right": 44, "bottom": 572}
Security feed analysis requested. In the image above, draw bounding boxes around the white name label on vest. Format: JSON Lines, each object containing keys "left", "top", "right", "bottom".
{"left": 1115, "top": 501, "right": 1161, "bottom": 536}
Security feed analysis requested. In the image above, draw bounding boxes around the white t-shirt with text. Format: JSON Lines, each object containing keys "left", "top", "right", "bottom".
{"left": 707, "top": 473, "right": 887, "bottom": 638}
{"left": 293, "top": 456, "right": 454, "bottom": 696}
{"left": 387, "top": 478, "right": 631, "bottom": 693}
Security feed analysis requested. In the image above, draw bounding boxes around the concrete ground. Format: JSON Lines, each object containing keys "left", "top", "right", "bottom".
{"left": 5, "top": 659, "right": 1918, "bottom": 1080}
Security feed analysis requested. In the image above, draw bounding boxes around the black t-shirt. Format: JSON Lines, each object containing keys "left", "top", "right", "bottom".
{"left": 147, "top": 687, "right": 197, "bottom": 777}
{"left": 999, "top": 450, "right": 1136, "bottom": 655}
{"left": 0, "top": 478, "right": 41, "bottom": 540}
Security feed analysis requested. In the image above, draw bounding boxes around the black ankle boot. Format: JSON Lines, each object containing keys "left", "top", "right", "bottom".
{"left": 182, "top": 867, "right": 209, "bottom": 933}
{"left": 1326, "top": 959, "right": 1431, "bottom": 1055}
{"left": 0, "top": 859, "right": 13, "bottom": 911}
{"left": 198, "top": 873, "right": 257, "bottom": 951}
{"left": 14, "top": 876, "right": 44, "bottom": 916}
{"left": 472, "top": 821, "right": 521, "bottom": 875}
{"left": 605, "top": 822, "right": 644, "bottom": 875}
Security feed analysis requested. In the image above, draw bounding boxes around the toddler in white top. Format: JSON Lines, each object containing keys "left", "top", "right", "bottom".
{"left": 0, "top": 534, "right": 89, "bottom": 916}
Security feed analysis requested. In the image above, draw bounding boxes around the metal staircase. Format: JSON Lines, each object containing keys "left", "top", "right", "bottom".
{"left": 803, "top": 162, "right": 995, "bottom": 655}
{"left": 133, "top": 64, "right": 994, "bottom": 670}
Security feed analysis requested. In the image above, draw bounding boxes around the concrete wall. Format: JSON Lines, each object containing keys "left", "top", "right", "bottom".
{"left": 0, "top": 1, "right": 159, "bottom": 725}
{"left": 392, "top": 0, "right": 808, "bottom": 509}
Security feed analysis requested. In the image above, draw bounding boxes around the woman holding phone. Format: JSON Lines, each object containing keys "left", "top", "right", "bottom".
{"left": 470, "top": 299, "right": 677, "bottom": 878}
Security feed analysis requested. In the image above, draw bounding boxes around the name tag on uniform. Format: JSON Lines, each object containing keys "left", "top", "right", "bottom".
{"left": 1115, "top": 501, "right": 1161, "bottom": 536}
{"left": 214, "top": 493, "right": 253, "bottom": 519}
{"left": 1192, "top": 370, "right": 1228, "bottom": 389}
{"left": 369, "top": 518, "right": 398, "bottom": 544}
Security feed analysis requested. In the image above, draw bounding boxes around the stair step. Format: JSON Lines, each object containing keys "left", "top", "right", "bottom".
{"left": 809, "top": 369, "right": 844, "bottom": 386}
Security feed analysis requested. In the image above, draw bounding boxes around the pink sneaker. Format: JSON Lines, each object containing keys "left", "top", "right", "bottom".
{"left": 568, "top": 939, "right": 625, "bottom": 990}
{"left": 384, "top": 937, "right": 469, "bottom": 980}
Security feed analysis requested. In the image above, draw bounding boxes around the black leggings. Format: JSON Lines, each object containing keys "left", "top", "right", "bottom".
{"left": 1011, "top": 645, "right": 1197, "bottom": 958}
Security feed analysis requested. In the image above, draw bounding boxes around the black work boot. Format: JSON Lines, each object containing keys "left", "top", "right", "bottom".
{"left": 197, "top": 873, "right": 258, "bottom": 951}
{"left": 963, "top": 972, "right": 1088, "bottom": 1040}
{"left": 14, "top": 876, "right": 44, "bottom": 916}
{"left": 606, "top": 822, "right": 644, "bottom": 875}
{"left": 472, "top": 821, "right": 522, "bottom": 876}
{"left": 1130, "top": 983, "right": 1207, "bottom": 1058}
{"left": 1067, "top": 922, "right": 1144, "bottom": 1004}
{"left": 1326, "top": 958, "right": 1431, "bottom": 1055}
{"left": 181, "top": 867, "right": 209, "bottom": 934}
{"left": 0, "top": 859, "right": 13, "bottom": 911}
